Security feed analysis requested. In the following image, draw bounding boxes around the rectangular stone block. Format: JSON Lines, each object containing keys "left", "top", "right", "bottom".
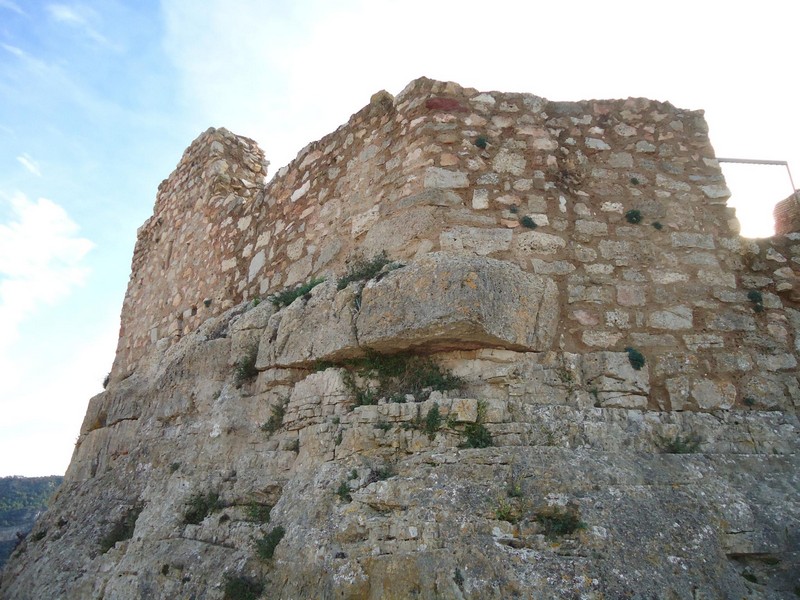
{"left": 356, "top": 253, "right": 559, "bottom": 353}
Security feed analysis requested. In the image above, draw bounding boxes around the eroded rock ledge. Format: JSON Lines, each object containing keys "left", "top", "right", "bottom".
{"left": 254, "top": 254, "right": 559, "bottom": 370}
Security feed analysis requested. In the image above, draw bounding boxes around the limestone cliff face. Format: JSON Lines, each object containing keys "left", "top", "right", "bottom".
{"left": 2, "top": 78, "right": 799, "bottom": 599}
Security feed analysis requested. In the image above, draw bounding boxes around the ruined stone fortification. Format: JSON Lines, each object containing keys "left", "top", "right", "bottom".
{"left": 2, "top": 77, "right": 799, "bottom": 599}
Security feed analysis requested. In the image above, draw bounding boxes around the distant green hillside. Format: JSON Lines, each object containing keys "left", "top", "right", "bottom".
{"left": 0, "top": 476, "right": 63, "bottom": 569}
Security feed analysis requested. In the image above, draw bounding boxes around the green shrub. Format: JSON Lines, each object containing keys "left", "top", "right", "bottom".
{"left": 234, "top": 346, "right": 259, "bottom": 386}
{"left": 494, "top": 498, "right": 522, "bottom": 523}
{"left": 337, "top": 252, "right": 396, "bottom": 290}
{"left": 506, "top": 477, "right": 523, "bottom": 498}
{"left": 453, "top": 568, "right": 464, "bottom": 587}
{"left": 660, "top": 433, "right": 702, "bottom": 454}
{"left": 462, "top": 423, "right": 492, "bottom": 448}
{"left": 184, "top": 492, "right": 222, "bottom": 525}
{"left": 223, "top": 574, "right": 264, "bottom": 600}
{"left": 624, "top": 346, "right": 646, "bottom": 370}
{"left": 520, "top": 215, "right": 537, "bottom": 229}
{"left": 261, "top": 400, "right": 287, "bottom": 435}
{"left": 369, "top": 464, "right": 396, "bottom": 482}
{"left": 460, "top": 401, "right": 492, "bottom": 448}
{"left": 100, "top": 503, "right": 143, "bottom": 553}
{"left": 269, "top": 277, "right": 325, "bottom": 309}
{"left": 255, "top": 525, "right": 285, "bottom": 561}
{"left": 747, "top": 290, "right": 763, "bottom": 304}
{"left": 424, "top": 405, "right": 442, "bottom": 440}
{"left": 341, "top": 351, "right": 464, "bottom": 407}
{"left": 651, "top": 221, "right": 663, "bottom": 230}
{"left": 534, "top": 505, "right": 585, "bottom": 538}
{"left": 747, "top": 289, "right": 765, "bottom": 312}
{"left": 625, "top": 209, "right": 642, "bottom": 224}
{"left": 630, "top": 177, "right": 640, "bottom": 185}
{"left": 336, "top": 482, "right": 352, "bottom": 503}
{"left": 474, "top": 135, "right": 488, "bottom": 149}
{"left": 245, "top": 502, "right": 272, "bottom": 523}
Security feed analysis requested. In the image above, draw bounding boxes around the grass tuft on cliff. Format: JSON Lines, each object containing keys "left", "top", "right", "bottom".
{"left": 340, "top": 351, "right": 463, "bottom": 407}
{"left": 234, "top": 346, "right": 259, "bottom": 386}
{"left": 337, "top": 252, "right": 400, "bottom": 290}
{"left": 268, "top": 277, "right": 325, "bottom": 309}
{"left": 184, "top": 492, "right": 222, "bottom": 525}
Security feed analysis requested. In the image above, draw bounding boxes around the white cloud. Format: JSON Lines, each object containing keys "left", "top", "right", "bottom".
{"left": 0, "top": 193, "right": 94, "bottom": 353}
{"left": 0, "top": 0, "right": 24, "bottom": 15}
{"left": 1, "top": 43, "right": 25, "bottom": 58}
{"left": 16, "top": 153, "right": 42, "bottom": 177}
{"left": 0, "top": 310, "right": 119, "bottom": 476}
{"left": 46, "top": 3, "right": 112, "bottom": 47}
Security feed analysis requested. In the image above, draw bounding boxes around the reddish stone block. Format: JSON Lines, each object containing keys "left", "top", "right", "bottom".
{"left": 425, "top": 97, "right": 467, "bottom": 112}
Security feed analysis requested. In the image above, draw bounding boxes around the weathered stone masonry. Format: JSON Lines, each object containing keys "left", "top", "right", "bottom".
{"left": 113, "top": 76, "right": 799, "bottom": 415}
{"left": 5, "top": 77, "right": 800, "bottom": 600}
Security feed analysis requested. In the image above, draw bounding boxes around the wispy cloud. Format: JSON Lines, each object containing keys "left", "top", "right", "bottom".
{"left": 46, "top": 3, "right": 112, "bottom": 47}
{"left": 16, "top": 153, "right": 42, "bottom": 176}
{"left": 0, "top": 0, "right": 24, "bottom": 15}
{"left": 0, "top": 193, "right": 94, "bottom": 352}
{"left": 1, "top": 43, "right": 25, "bottom": 58}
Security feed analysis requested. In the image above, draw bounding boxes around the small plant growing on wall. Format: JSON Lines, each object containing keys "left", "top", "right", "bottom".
{"left": 260, "top": 398, "right": 288, "bottom": 436}
{"left": 519, "top": 215, "right": 537, "bottom": 229}
{"left": 747, "top": 290, "right": 765, "bottom": 313}
{"left": 184, "top": 491, "right": 222, "bottom": 525}
{"left": 474, "top": 135, "right": 488, "bottom": 149}
{"left": 223, "top": 574, "right": 263, "bottom": 600}
{"left": 268, "top": 277, "right": 325, "bottom": 308}
{"left": 255, "top": 525, "right": 285, "bottom": 561}
{"left": 659, "top": 433, "right": 702, "bottom": 454}
{"left": 337, "top": 252, "right": 400, "bottom": 290}
{"left": 651, "top": 221, "right": 663, "bottom": 230}
{"left": 460, "top": 401, "right": 492, "bottom": 448}
{"left": 629, "top": 177, "right": 640, "bottom": 185}
{"left": 245, "top": 502, "right": 272, "bottom": 523}
{"left": 424, "top": 404, "right": 442, "bottom": 440}
{"left": 234, "top": 346, "right": 259, "bottom": 386}
{"left": 625, "top": 209, "right": 642, "bottom": 224}
{"left": 624, "top": 347, "right": 646, "bottom": 370}
{"left": 494, "top": 498, "right": 522, "bottom": 523}
{"left": 339, "top": 351, "right": 463, "bottom": 407}
{"left": 533, "top": 505, "right": 585, "bottom": 538}
{"left": 336, "top": 481, "right": 352, "bottom": 503}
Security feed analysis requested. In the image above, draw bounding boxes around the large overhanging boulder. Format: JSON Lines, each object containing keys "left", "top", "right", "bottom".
{"left": 356, "top": 253, "right": 559, "bottom": 353}
{"left": 256, "top": 254, "right": 559, "bottom": 369}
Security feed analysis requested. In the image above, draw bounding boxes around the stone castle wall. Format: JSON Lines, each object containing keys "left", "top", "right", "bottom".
{"left": 5, "top": 77, "right": 799, "bottom": 600}
{"left": 774, "top": 191, "right": 800, "bottom": 236}
{"left": 112, "top": 77, "right": 799, "bottom": 414}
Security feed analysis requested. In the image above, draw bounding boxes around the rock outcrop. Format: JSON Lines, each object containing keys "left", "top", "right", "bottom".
{"left": 1, "top": 78, "right": 798, "bottom": 599}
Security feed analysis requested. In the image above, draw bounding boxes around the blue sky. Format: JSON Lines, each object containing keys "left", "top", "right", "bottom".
{"left": 1, "top": 0, "right": 798, "bottom": 476}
